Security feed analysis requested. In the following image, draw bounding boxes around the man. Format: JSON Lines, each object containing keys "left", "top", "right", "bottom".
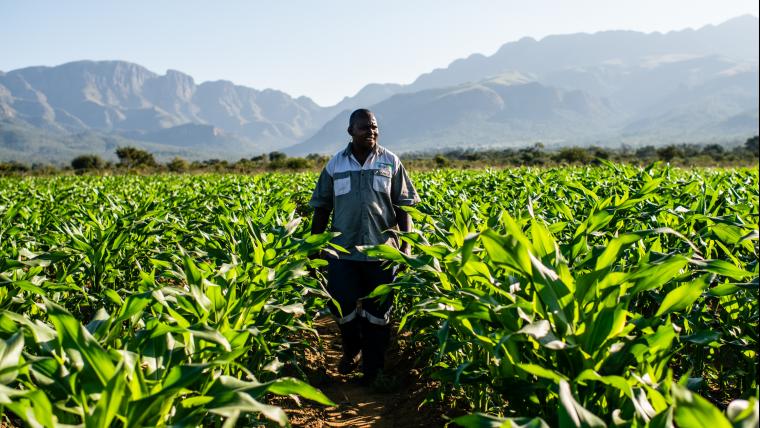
{"left": 309, "top": 108, "right": 420, "bottom": 384}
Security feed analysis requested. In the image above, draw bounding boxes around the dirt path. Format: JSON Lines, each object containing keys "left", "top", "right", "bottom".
{"left": 276, "top": 316, "right": 449, "bottom": 427}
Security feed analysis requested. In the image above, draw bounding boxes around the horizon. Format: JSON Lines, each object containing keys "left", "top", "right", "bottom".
{"left": 1, "top": 1, "right": 758, "bottom": 106}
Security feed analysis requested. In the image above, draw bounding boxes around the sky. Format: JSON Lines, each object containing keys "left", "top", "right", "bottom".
{"left": 1, "top": 1, "right": 758, "bottom": 106}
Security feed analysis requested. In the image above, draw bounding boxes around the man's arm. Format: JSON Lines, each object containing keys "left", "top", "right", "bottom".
{"left": 309, "top": 206, "right": 332, "bottom": 260}
{"left": 311, "top": 206, "right": 332, "bottom": 235}
{"left": 394, "top": 206, "right": 411, "bottom": 255}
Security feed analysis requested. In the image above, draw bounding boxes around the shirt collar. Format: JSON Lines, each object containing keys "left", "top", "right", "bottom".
{"left": 342, "top": 142, "right": 384, "bottom": 157}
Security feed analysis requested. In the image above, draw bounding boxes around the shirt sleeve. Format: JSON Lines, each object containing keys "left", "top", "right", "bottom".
{"left": 309, "top": 168, "right": 334, "bottom": 209}
{"left": 391, "top": 162, "right": 420, "bottom": 206}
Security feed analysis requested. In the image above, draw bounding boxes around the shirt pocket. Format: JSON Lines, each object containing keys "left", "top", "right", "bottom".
{"left": 334, "top": 177, "right": 351, "bottom": 196}
{"left": 372, "top": 169, "right": 391, "bottom": 193}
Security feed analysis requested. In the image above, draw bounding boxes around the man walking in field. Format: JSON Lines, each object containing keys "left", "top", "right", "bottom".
{"left": 309, "top": 108, "right": 420, "bottom": 385}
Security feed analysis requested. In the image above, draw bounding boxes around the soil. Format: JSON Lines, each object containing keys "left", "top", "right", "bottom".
{"left": 272, "top": 316, "right": 451, "bottom": 428}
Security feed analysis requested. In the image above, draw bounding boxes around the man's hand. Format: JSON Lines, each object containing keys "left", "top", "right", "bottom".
{"left": 394, "top": 206, "right": 412, "bottom": 234}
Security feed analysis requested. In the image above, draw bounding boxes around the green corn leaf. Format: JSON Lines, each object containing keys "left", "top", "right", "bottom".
{"left": 1, "top": 387, "right": 57, "bottom": 428}
{"left": 517, "top": 363, "right": 568, "bottom": 383}
{"left": 183, "top": 253, "right": 203, "bottom": 285}
{"left": 44, "top": 298, "right": 116, "bottom": 386}
{"left": 10, "top": 280, "right": 46, "bottom": 297}
{"left": 629, "top": 256, "right": 689, "bottom": 295}
{"left": 480, "top": 230, "right": 515, "bottom": 268}
{"left": 708, "top": 283, "right": 740, "bottom": 296}
{"left": 115, "top": 292, "right": 153, "bottom": 323}
{"left": 726, "top": 397, "right": 759, "bottom": 428}
{"left": 637, "top": 176, "right": 664, "bottom": 196}
{"left": 698, "top": 259, "right": 753, "bottom": 280}
{"left": 0, "top": 332, "right": 24, "bottom": 384}
{"left": 671, "top": 383, "right": 731, "bottom": 428}
{"left": 265, "top": 377, "right": 335, "bottom": 406}
{"left": 681, "top": 330, "right": 721, "bottom": 345}
{"left": 655, "top": 275, "right": 710, "bottom": 316}
{"left": 595, "top": 233, "right": 641, "bottom": 271}
{"left": 188, "top": 324, "right": 232, "bottom": 352}
{"left": 209, "top": 391, "right": 289, "bottom": 426}
{"left": 558, "top": 380, "right": 607, "bottom": 427}
{"left": 530, "top": 221, "right": 556, "bottom": 259}
{"left": 453, "top": 413, "right": 550, "bottom": 428}
{"left": 517, "top": 320, "right": 566, "bottom": 350}
{"left": 86, "top": 362, "right": 126, "bottom": 428}
{"left": 574, "top": 370, "right": 633, "bottom": 400}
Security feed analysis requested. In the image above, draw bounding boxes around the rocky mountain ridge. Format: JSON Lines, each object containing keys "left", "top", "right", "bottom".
{"left": 1, "top": 15, "right": 757, "bottom": 162}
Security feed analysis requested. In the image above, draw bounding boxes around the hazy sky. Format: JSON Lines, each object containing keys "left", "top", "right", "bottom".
{"left": 1, "top": 1, "right": 757, "bottom": 106}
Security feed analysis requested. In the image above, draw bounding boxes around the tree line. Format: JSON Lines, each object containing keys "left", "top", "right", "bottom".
{"left": 1, "top": 136, "right": 757, "bottom": 175}
{"left": 413, "top": 136, "right": 759, "bottom": 169}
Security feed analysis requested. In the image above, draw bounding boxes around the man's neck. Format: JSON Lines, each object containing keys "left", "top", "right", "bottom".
{"left": 350, "top": 142, "right": 374, "bottom": 166}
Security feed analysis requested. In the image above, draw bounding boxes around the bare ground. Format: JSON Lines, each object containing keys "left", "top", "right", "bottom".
{"left": 273, "top": 316, "right": 451, "bottom": 427}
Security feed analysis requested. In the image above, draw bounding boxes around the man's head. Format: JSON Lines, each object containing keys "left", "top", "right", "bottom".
{"left": 348, "top": 109, "right": 378, "bottom": 152}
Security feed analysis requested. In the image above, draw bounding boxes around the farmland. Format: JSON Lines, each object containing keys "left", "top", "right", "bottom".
{"left": 1, "top": 164, "right": 758, "bottom": 427}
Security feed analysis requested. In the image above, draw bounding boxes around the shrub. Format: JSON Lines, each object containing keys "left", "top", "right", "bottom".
{"left": 656, "top": 145, "right": 683, "bottom": 161}
{"left": 116, "top": 146, "right": 156, "bottom": 168}
{"left": 71, "top": 154, "right": 104, "bottom": 170}
{"left": 284, "top": 157, "right": 310, "bottom": 169}
{"left": 554, "top": 147, "right": 592, "bottom": 164}
{"left": 745, "top": 135, "right": 759, "bottom": 156}
{"left": 635, "top": 145, "right": 657, "bottom": 159}
{"left": 0, "top": 161, "right": 29, "bottom": 174}
{"left": 167, "top": 157, "right": 189, "bottom": 172}
{"left": 268, "top": 151, "right": 286, "bottom": 162}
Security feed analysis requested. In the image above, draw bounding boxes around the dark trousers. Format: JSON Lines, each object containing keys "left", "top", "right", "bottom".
{"left": 327, "top": 259, "right": 395, "bottom": 376}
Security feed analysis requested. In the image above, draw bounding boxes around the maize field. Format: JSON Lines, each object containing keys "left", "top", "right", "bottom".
{"left": 0, "top": 163, "right": 758, "bottom": 427}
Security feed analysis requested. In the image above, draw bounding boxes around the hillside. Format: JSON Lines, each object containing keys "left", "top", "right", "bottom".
{"left": 1, "top": 16, "right": 757, "bottom": 162}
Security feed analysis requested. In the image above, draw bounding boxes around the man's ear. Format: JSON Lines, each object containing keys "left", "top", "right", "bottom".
{"left": 347, "top": 126, "right": 353, "bottom": 136}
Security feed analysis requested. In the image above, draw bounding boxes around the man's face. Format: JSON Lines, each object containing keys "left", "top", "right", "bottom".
{"left": 349, "top": 114, "right": 379, "bottom": 151}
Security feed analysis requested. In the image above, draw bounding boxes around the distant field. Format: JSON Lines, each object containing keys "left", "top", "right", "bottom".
{"left": 1, "top": 166, "right": 757, "bottom": 426}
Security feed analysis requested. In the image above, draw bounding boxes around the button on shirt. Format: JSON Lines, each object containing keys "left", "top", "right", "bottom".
{"left": 309, "top": 143, "right": 420, "bottom": 261}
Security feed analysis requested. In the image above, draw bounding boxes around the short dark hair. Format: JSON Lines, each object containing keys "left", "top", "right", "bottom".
{"left": 349, "top": 109, "right": 373, "bottom": 128}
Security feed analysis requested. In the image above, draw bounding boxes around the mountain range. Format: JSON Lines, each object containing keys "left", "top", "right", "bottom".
{"left": 1, "top": 15, "right": 757, "bottom": 163}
